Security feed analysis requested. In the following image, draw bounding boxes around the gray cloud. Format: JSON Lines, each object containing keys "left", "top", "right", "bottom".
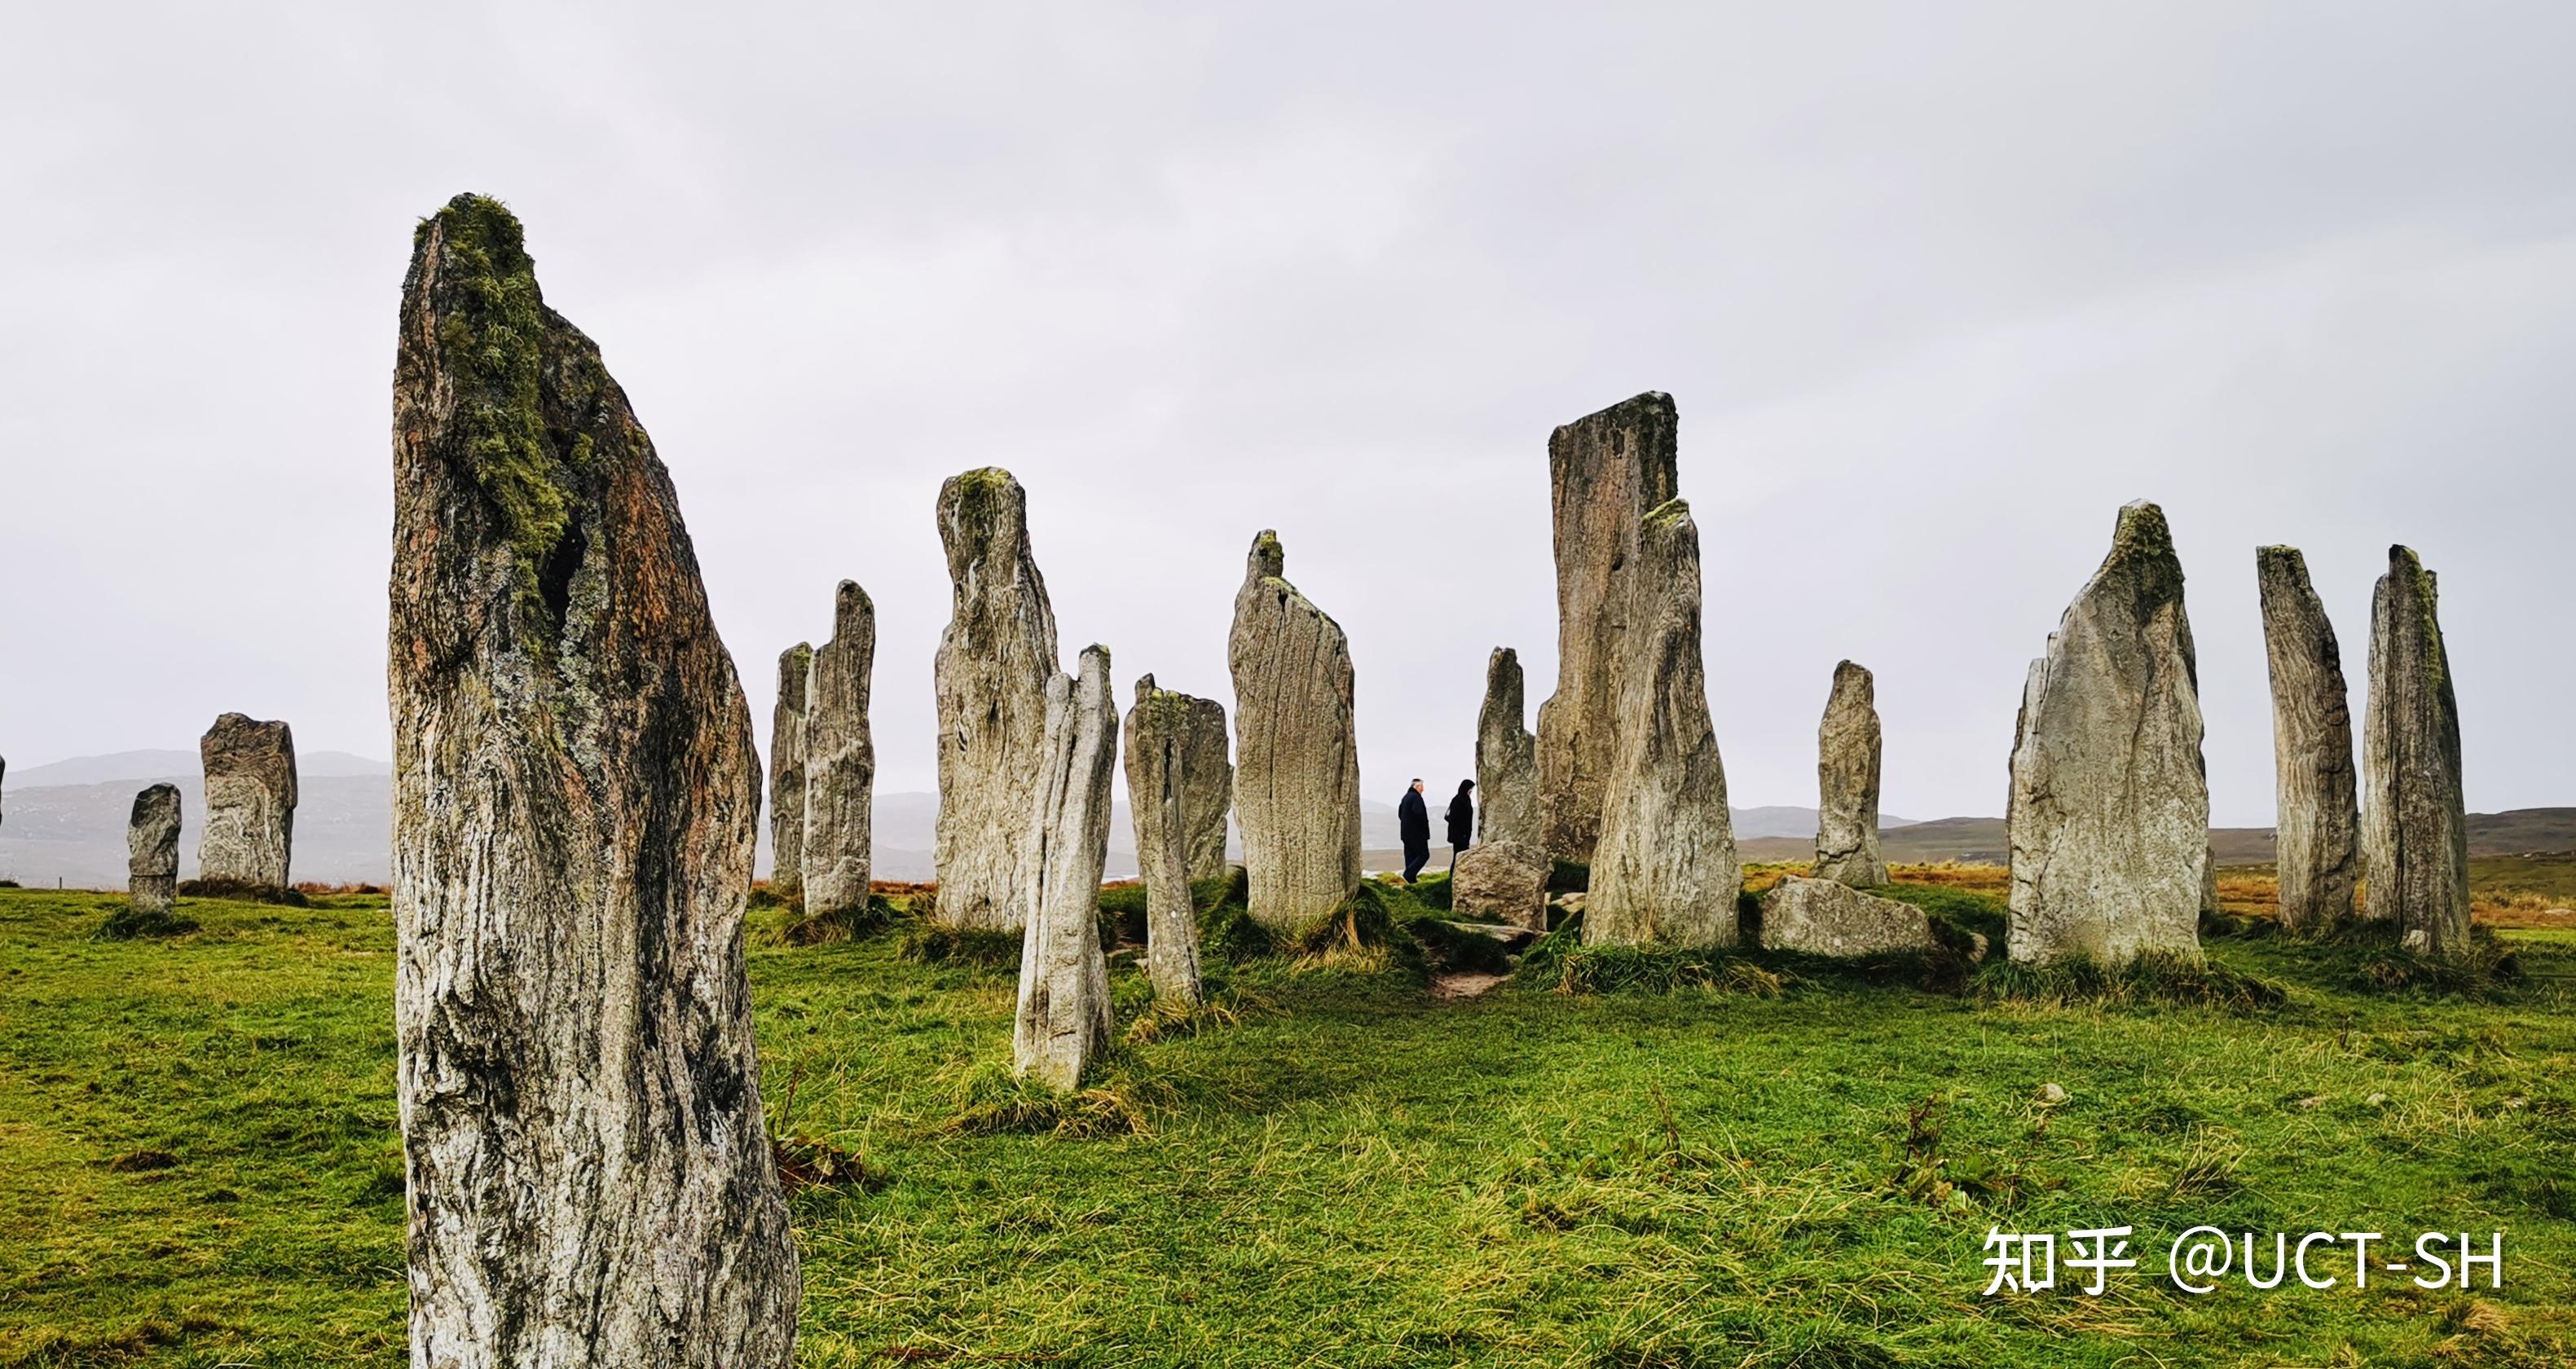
{"left": 6, "top": 2, "right": 2570, "bottom": 828}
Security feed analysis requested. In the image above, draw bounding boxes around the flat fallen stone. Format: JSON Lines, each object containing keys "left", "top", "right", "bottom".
{"left": 1451, "top": 839, "right": 1551, "bottom": 931}
{"left": 1761, "top": 876, "right": 1935, "bottom": 957}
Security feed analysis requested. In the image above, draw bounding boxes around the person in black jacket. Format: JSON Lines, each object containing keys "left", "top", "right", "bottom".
{"left": 1444, "top": 780, "right": 1475, "bottom": 876}
{"left": 1398, "top": 779, "right": 1430, "bottom": 882}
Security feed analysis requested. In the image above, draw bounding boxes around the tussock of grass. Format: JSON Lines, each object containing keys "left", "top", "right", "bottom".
{"left": 2282, "top": 918, "right": 2525, "bottom": 997}
{"left": 1533, "top": 942, "right": 1787, "bottom": 997}
{"left": 941, "top": 1060, "right": 1170, "bottom": 1138}
{"left": 93, "top": 905, "right": 199, "bottom": 940}
{"left": 767, "top": 894, "right": 901, "bottom": 946}
{"left": 174, "top": 877, "right": 305, "bottom": 907}
{"left": 746, "top": 883, "right": 799, "bottom": 912}
{"left": 897, "top": 921, "right": 1022, "bottom": 969}
{"left": 1121, "top": 992, "right": 1254, "bottom": 1045}
{"left": 1974, "top": 950, "right": 2288, "bottom": 1010}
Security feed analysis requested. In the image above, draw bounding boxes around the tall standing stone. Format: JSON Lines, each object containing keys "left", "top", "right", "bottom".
{"left": 1535, "top": 393, "right": 1680, "bottom": 862}
{"left": 1015, "top": 645, "right": 1119, "bottom": 1090}
{"left": 802, "top": 581, "right": 877, "bottom": 919}
{"left": 1585, "top": 500, "right": 1739, "bottom": 948}
{"left": 1124, "top": 674, "right": 1208, "bottom": 1008}
{"left": 2360, "top": 545, "right": 2471, "bottom": 953}
{"left": 127, "top": 783, "right": 182, "bottom": 914}
{"left": 767, "top": 643, "right": 812, "bottom": 899}
{"left": 1475, "top": 647, "right": 1539, "bottom": 847}
{"left": 1813, "top": 660, "right": 1888, "bottom": 887}
{"left": 1228, "top": 531, "right": 1362, "bottom": 933}
{"left": 932, "top": 468, "right": 1059, "bottom": 931}
{"left": 1170, "top": 692, "right": 1234, "bottom": 884}
{"left": 2257, "top": 546, "right": 2359, "bottom": 931}
{"left": 390, "top": 194, "right": 795, "bottom": 1367}
{"left": 197, "top": 713, "right": 297, "bottom": 892}
{"left": 2006, "top": 501, "right": 2208, "bottom": 965}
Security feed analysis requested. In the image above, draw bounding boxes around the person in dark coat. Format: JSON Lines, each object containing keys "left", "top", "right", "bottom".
{"left": 1444, "top": 780, "right": 1475, "bottom": 876}
{"left": 1398, "top": 779, "right": 1430, "bottom": 882}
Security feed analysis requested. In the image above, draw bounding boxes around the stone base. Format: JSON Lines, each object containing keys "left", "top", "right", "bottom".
{"left": 129, "top": 875, "right": 177, "bottom": 916}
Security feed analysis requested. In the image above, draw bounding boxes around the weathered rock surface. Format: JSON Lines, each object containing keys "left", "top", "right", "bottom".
{"left": 1536, "top": 393, "right": 1680, "bottom": 864}
{"left": 1813, "top": 660, "right": 1888, "bottom": 887}
{"left": 1761, "top": 876, "right": 1935, "bottom": 957}
{"left": 768, "top": 643, "right": 812, "bottom": 899}
{"left": 933, "top": 469, "right": 1059, "bottom": 931}
{"left": 2006, "top": 501, "right": 2208, "bottom": 965}
{"left": 1171, "top": 691, "right": 1234, "bottom": 885}
{"left": 389, "top": 194, "right": 796, "bottom": 1366}
{"left": 127, "top": 783, "right": 181, "bottom": 914}
{"left": 2361, "top": 545, "right": 2471, "bottom": 953}
{"left": 1228, "top": 531, "right": 1362, "bottom": 933}
{"left": 2257, "top": 546, "right": 2359, "bottom": 931}
{"left": 1475, "top": 648, "right": 1539, "bottom": 847}
{"left": 1451, "top": 839, "right": 1551, "bottom": 931}
{"left": 197, "top": 713, "right": 297, "bottom": 891}
{"left": 803, "top": 582, "right": 877, "bottom": 918}
{"left": 1585, "top": 500, "right": 1739, "bottom": 948}
{"left": 1015, "top": 646, "right": 1119, "bottom": 1090}
{"left": 1124, "top": 674, "right": 1208, "bottom": 1007}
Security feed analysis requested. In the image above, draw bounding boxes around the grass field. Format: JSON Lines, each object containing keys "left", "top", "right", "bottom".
{"left": 3, "top": 865, "right": 2574, "bottom": 1367}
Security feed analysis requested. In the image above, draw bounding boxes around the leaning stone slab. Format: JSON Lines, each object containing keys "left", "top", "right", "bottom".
{"left": 1125, "top": 674, "right": 1209, "bottom": 1008}
{"left": 128, "top": 783, "right": 182, "bottom": 915}
{"left": 1451, "top": 839, "right": 1551, "bottom": 931}
{"left": 1761, "top": 876, "right": 1936, "bottom": 957}
{"left": 1015, "top": 645, "right": 1119, "bottom": 1090}
{"left": 2006, "top": 501, "right": 2208, "bottom": 965}
{"left": 1476, "top": 647, "right": 1539, "bottom": 847}
{"left": 1227, "top": 531, "right": 1362, "bottom": 933}
{"left": 197, "top": 712, "right": 296, "bottom": 892}
{"left": 2360, "top": 544, "right": 2471, "bottom": 953}
{"left": 1536, "top": 393, "right": 1680, "bottom": 862}
{"left": 2257, "top": 546, "right": 2359, "bottom": 931}
{"left": 933, "top": 468, "right": 1059, "bottom": 931}
{"left": 1585, "top": 500, "right": 1739, "bottom": 948}
{"left": 1813, "top": 660, "right": 1888, "bottom": 887}
{"left": 390, "top": 194, "right": 797, "bottom": 1364}
{"left": 768, "top": 642, "right": 812, "bottom": 898}
{"left": 802, "top": 581, "right": 877, "bottom": 919}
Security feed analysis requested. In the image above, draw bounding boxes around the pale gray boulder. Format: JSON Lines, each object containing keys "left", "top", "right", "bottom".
{"left": 127, "top": 783, "right": 182, "bottom": 914}
{"left": 1813, "top": 660, "right": 1888, "bottom": 887}
{"left": 2257, "top": 546, "right": 2359, "bottom": 931}
{"left": 1227, "top": 531, "right": 1362, "bottom": 933}
{"left": 932, "top": 468, "right": 1060, "bottom": 931}
{"left": 1124, "top": 674, "right": 1209, "bottom": 1007}
{"left": 389, "top": 194, "right": 797, "bottom": 1366}
{"left": 1015, "top": 645, "right": 1119, "bottom": 1090}
{"left": 768, "top": 642, "right": 812, "bottom": 899}
{"left": 197, "top": 712, "right": 297, "bottom": 892}
{"left": 1451, "top": 840, "right": 1552, "bottom": 931}
{"left": 1585, "top": 500, "right": 1739, "bottom": 948}
{"left": 2360, "top": 545, "right": 2471, "bottom": 953}
{"left": 802, "top": 581, "right": 877, "bottom": 918}
{"left": 2006, "top": 501, "right": 2208, "bottom": 965}
{"left": 1535, "top": 392, "right": 1680, "bottom": 863}
{"left": 1761, "top": 876, "right": 1936, "bottom": 957}
{"left": 1475, "top": 647, "right": 1539, "bottom": 847}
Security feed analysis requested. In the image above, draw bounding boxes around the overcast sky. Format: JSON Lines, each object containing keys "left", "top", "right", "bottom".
{"left": 6, "top": 2, "right": 2571, "bottom": 826}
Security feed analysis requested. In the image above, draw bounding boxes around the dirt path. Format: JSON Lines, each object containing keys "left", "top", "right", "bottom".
{"left": 1430, "top": 971, "right": 1507, "bottom": 1000}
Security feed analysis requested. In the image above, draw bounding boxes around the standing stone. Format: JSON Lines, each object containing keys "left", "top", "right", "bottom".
{"left": 1015, "top": 645, "right": 1119, "bottom": 1089}
{"left": 1585, "top": 500, "right": 1739, "bottom": 948}
{"left": 1227, "top": 531, "right": 1363, "bottom": 933}
{"left": 1535, "top": 393, "right": 1680, "bottom": 862}
{"left": 2257, "top": 546, "right": 2360, "bottom": 931}
{"left": 1124, "top": 674, "right": 1208, "bottom": 1007}
{"left": 1813, "top": 660, "right": 1888, "bottom": 887}
{"left": 1475, "top": 647, "right": 1539, "bottom": 847}
{"left": 2360, "top": 545, "right": 2471, "bottom": 953}
{"left": 802, "top": 581, "right": 877, "bottom": 920}
{"left": 197, "top": 713, "right": 297, "bottom": 892}
{"left": 767, "top": 643, "right": 812, "bottom": 899}
{"left": 932, "top": 468, "right": 1059, "bottom": 931}
{"left": 127, "top": 784, "right": 182, "bottom": 914}
{"left": 2006, "top": 501, "right": 2208, "bottom": 965}
{"left": 1451, "top": 840, "right": 1551, "bottom": 931}
{"left": 390, "top": 194, "right": 795, "bottom": 1367}
{"left": 1171, "top": 693, "right": 1234, "bottom": 884}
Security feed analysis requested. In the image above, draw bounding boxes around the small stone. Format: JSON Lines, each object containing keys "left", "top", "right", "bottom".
{"left": 2366, "top": 1093, "right": 2389, "bottom": 1107}
{"left": 1967, "top": 931, "right": 1991, "bottom": 962}
{"left": 1813, "top": 661, "right": 1888, "bottom": 887}
{"left": 2296, "top": 1094, "right": 2326, "bottom": 1110}
{"left": 2038, "top": 1083, "right": 2068, "bottom": 1106}
{"left": 2360, "top": 544, "right": 2472, "bottom": 954}
{"left": 1760, "top": 877, "right": 1935, "bottom": 957}
{"left": 1475, "top": 649, "right": 1539, "bottom": 847}
{"left": 1015, "top": 645, "right": 1119, "bottom": 1091}
{"left": 197, "top": 712, "right": 297, "bottom": 893}
{"left": 127, "top": 783, "right": 182, "bottom": 914}
{"left": 933, "top": 468, "right": 1060, "bottom": 931}
{"left": 1451, "top": 840, "right": 1551, "bottom": 931}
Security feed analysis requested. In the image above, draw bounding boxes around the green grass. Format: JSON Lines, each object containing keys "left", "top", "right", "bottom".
{"left": 4, "top": 883, "right": 2574, "bottom": 1367}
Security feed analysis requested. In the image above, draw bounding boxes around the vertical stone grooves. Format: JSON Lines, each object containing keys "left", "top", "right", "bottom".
{"left": 803, "top": 581, "right": 876, "bottom": 918}
{"left": 1536, "top": 392, "right": 1680, "bottom": 862}
{"left": 1227, "top": 531, "right": 1362, "bottom": 933}
{"left": 1585, "top": 499, "right": 1738, "bottom": 947}
{"left": 767, "top": 643, "right": 812, "bottom": 899}
{"left": 2360, "top": 544, "right": 2471, "bottom": 953}
{"left": 1015, "top": 645, "right": 1118, "bottom": 1089}
{"left": 1812, "top": 660, "right": 1887, "bottom": 887}
{"left": 1124, "top": 674, "right": 1207, "bottom": 1007}
{"left": 2256, "top": 546, "right": 2358, "bottom": 931}
{"left": 1475, "top": 647, "right": 1539, "bottom": 847}
{"left": 390, "top": 193, "right": 795, "bottom": 1367}
{"left": 932, "top": 469, "right": 1059, "bottom": 931}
